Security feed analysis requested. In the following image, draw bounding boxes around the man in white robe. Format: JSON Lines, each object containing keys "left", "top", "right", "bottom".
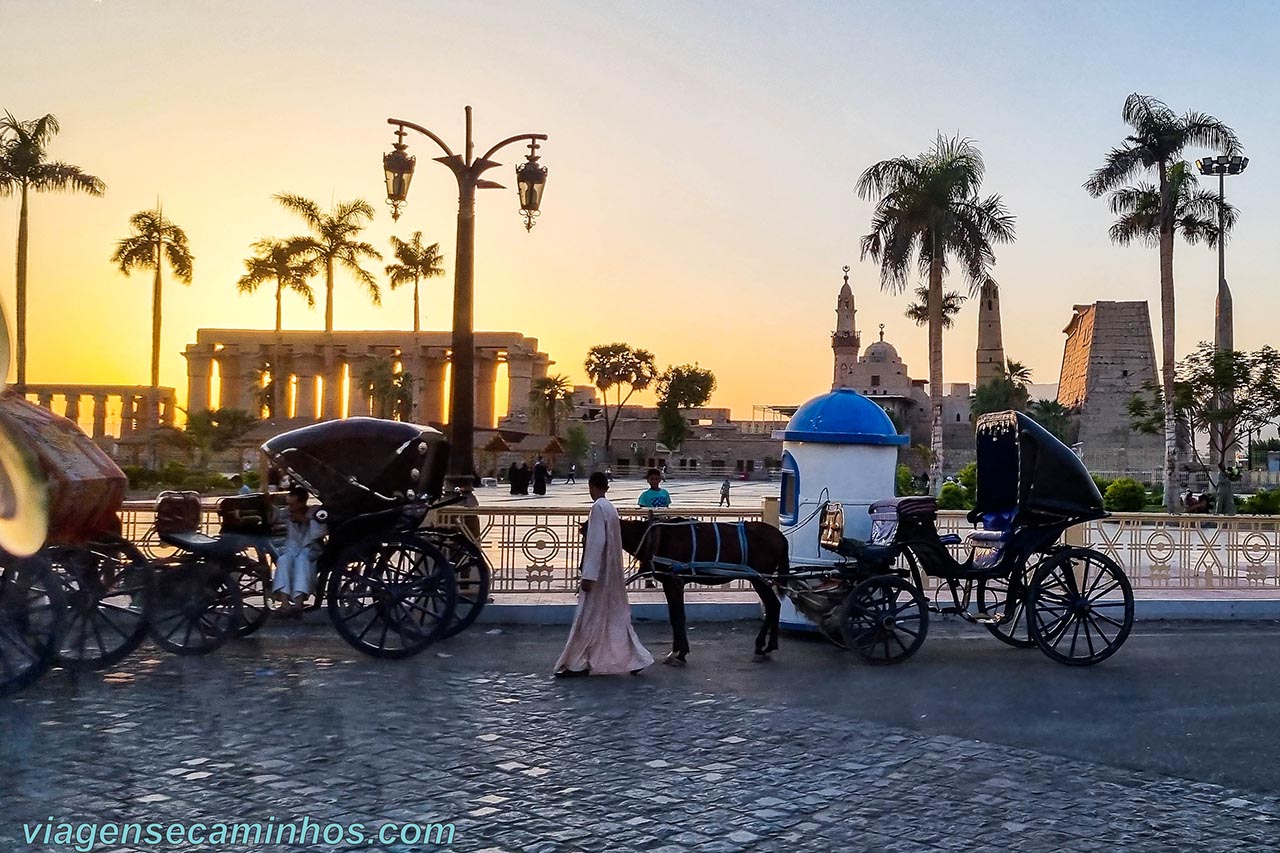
{"left": 555, "top": 472, "right": 654, "bottom": 676}
{"left": 273, "top": 486, "right": 325, "bottom": 616}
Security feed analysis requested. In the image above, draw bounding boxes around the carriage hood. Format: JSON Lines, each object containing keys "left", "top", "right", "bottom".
{"left": 971, "top": 411, "right": 1104, "bottom": 527}
{"left": 261, "top": 418, "right": 448, "bottom": 517}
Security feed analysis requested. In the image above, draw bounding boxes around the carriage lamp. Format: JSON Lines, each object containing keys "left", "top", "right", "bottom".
{"left": 515, "top": 139, "right": 548, "bottom": 231}
{"left": 383, "top": 125, "right": 417, "bottom": 221}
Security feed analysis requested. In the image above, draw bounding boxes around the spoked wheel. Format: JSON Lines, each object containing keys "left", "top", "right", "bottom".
{"left": 0, "top": 554, "right": 67, "bottom": 696}
{"left": 48, "top": 538, "right": 151, "bottom": 671}
{"left": 1025, "top": 547, "right": 1134, "bottom": 666}
{"left": 145, "top": 558, "right": 240, "bottom": 656}
{"left": 839, "top": 575, "right": 929, "bottom": 665}
{"left": 432, "top": 532, "right": 491, "bottom": 639}
{"left": 230, "top": 557, "right": 272, "bottom": 638}
{"left": 326, "top": 533, "right": 457, "bottom": 660}
{"left": 977, "top": 564, "right": 1036, "bottom": 649}
{"left": 137, "top": 524, "right": 179, "bottom": 560}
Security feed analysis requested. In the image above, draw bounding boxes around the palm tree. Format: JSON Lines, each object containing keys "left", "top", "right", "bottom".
{"left": 359, "top": 358, "right": 412, "bottom": 419}
{"left": 1003, "top": 359, "right": 1032, "bottom": 390}
{"left": 858, "top": 135, "right": 1016, "bottom": 493}
{"left": 385, "top": 232, "right": 445, "bottom": 333}
{"left": 529, "top": 374, "right": 574, "bottom": 437}
{"left": 1107, "top": 161, "right": 1234, "bottom": 249}
{"left": 236, "top": 238, "right": 317, "bottom": 333}
{"left": 0, "top": 111, "right": 105, "bottom": 387}
{"left": 110, "top": 207, "right": 194, "bottom": 392}
{"left": 905, "top": 285, "right": 965, "bottom": 329}
{"left": 274, "top": 194, "right": 381, "bottom": 332}
{"left": 1085, "top": 93, "right": 1240, "bottom": 511}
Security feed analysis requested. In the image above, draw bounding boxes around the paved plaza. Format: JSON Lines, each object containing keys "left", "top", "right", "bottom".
{"left": 474, "top": 476, "right": 777, "bottom": 510}
{"left": 4, "top": 619, "right": 1280, "bottom": 852}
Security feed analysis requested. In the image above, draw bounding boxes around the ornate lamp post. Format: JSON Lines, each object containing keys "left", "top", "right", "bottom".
{"left": 382, "top": 107, "right": 547, "bottom": 489}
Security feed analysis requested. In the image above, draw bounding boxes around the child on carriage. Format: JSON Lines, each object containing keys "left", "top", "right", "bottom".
{"left": 273, "top": 486, "right": 326, "bottom": 617}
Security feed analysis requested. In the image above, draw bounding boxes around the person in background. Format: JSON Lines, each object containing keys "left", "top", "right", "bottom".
{"left": 231, "top": 474, "right": 252, "bottom": 496}
{"left": 533, "top": 456, "right": 548, "bottom": 496}
{"left": 519, "top": 462, "right": 532, "bottom": 495}
{"left": 638, "top": 468, "right": 672, "bottom": 509}
{"left": 508, "top": 461, "right": 520, "bottom": 496}
{"left": 273, "top": 486, "right": 326, "bottom": 617}
{"left": 719, "top": 476, "right": 731, "bottom": 507}
{"left": 564, "top": 463, "right": 577, "bottom": 485}
{"left": 554, "top": 472, "right": 654, "bottom": 677}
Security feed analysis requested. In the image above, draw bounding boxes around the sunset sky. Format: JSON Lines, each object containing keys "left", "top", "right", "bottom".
{"left": 3, "top": 0, "right": 1279, "bottom": 421}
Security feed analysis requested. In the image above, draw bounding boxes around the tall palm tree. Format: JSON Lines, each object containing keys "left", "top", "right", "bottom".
{"left": 1003, "top": 359, "right": 1032, "bottom": 390}
{"left": 529, "top": 373, "right": 574, "bottom": 437}
{"left": 385, "top": 232, "right": 445, "bottom": 333}
{"left": 1085, "top": 93, "right": 1240, "bottom": 511}
{"left": 905, "top": 285, "right": 965, "bottom": 329}
{"left": 1107, "top": 161, "right": 1234, "bottom": 249}
{"left": 236, "top": 238, "right": 317, "bottom": 333}
{"left": 0, "top": 111, "right": 105, "bottom": 388}
{"left": 858, "top": 135, "right": 1016, "bottom": 493}
{"left": 110, "top": 206, "right": 194, "bottom": 391}
{"left": 274, "top": 194, "right": 381, "bottom": 332}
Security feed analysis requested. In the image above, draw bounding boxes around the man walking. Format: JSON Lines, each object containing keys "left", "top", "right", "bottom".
{"left": 554, "top": 472, "right": 654, "bottom": 676}
{"left": 565, "top": 463, "right": 577, "bottom": 485}
{"left": 719, "top": 477, "right": 731, "bottom": 507}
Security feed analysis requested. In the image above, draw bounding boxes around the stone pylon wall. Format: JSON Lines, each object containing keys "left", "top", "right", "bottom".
{"left": 1057, "top": 301, "right": 1163, "bottom": 479}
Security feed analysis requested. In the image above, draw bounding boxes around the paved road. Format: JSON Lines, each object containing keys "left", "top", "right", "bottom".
{"left": 3, "top": 619, "right": 1280, "bottom": 851}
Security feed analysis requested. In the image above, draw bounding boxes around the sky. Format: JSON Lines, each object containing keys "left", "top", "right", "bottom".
{"left": 3, "top": 0, "right": 1280, "bottom": 422}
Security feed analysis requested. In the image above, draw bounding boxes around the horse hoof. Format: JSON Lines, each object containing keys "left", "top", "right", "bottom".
{"left": 752, "top": 653, "right": 771, "bottom": 663}
{"left": 663, "top": 654, "right": 687, "bottom": 668}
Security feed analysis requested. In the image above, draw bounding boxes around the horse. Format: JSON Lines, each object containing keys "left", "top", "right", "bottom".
{"left": 618, "top": 516, "right": 789, "bottom": 665}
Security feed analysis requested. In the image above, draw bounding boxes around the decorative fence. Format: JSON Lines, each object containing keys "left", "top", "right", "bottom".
{"left": 118, "top": 503, "right": 1280, "bottom": 593}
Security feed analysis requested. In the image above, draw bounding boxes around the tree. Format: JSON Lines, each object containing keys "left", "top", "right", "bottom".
{"left": 1027, "top": 399, "right": 1074, "bottom": 443}
{"left": 655, "top": 364, "right": 716, "bottom": 451}
{"left": 1085, "top": 93, "right": 1240, "bottom": 511}
{"left": 251, "top": 362, "right": 277, "bottom": 418}
{"left": 274, "top": 194, "right": 381, "bottom": 332}
{"left": 385, "top": 232, "right": 445, "bottom": 333}
{"left": 858, "top": 135, "right": 1015, "bottom": 493}
{"left": 110, "top": 207, "right": 194, "bottom": 391}
{"left": 565, "top": 424, "right": 590, "bottom": 466}
{"left": 584, "top": 343, "right": 657, "bottom": 460}
{"left": 1003, "top": 359, "right": 1032, "bottom": 389}
{"left": 0, "top": 111, "right": 105, "bottom": 387}
{"left": 1129, "top": 344, "right": 1280, "bottom": 514}
{"left": 182, "top": 408, "right": 258, "bottom": 469}
{"left": 904, "top": 285, "right": 965, "bottom": 329}
{"left": 236, "top": 238, "right": 317, "bottom": 333}
{"left": 359, "top": 358, "right": 413, "bottom": 420}
{"left": 529, "top": 374, "right": 574, "bottom": 438}
{"left": 972, "top": 378, "right": 1028, "bottom": 417}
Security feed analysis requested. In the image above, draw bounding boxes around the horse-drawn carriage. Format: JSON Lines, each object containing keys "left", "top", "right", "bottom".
{"left": 145, "top": 417, "right": 490, "bottom": 660}
{"left": 625, "top": 410, "right": 1134, "bottom": 667}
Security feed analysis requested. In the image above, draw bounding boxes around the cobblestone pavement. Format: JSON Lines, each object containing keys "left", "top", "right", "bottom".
{"left": 3, "top": 624, "right": 1280, "bottom": 852}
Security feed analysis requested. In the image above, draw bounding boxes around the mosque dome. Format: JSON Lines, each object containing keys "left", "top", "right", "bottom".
{"left": 775, "top": 388, "right": 908, "bottom": 445}
{"left": 863, "top": 340, "right": 900, "bottom": 363}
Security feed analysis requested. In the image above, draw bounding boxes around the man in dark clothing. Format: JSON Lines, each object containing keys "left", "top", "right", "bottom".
{"left": 533, "top": 456, "right": 548, "bottom": 495}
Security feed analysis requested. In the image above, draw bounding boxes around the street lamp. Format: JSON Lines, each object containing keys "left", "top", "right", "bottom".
{"left": 1195, "top": 155, "right": 1249, "bottom": 353}
{"left": 382, "top": 106, "right": 548, "bottom": 490}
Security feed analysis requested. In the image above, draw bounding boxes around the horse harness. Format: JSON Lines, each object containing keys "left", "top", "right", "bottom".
{"left": 642, "top": 520, "right": 753, "bottom": 579}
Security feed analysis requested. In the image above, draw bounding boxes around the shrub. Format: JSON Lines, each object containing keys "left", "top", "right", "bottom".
{"left": 243, "top": 470, "right": 262, "bottom": 490}
{"left": 957, "top": 462, "right": 977, "bottom": 495}
{"left": 895, "top": 465, "right": 922, "bottom": 497}
{"left": 121, "top": 465, "right": 160, "bottom": 490}
{"left": 1103, "top": 478, "right": 1147, "bottom": 512}
{"left": 937, "top": 482, "right": 973, "bottom": 510}
{"left": 1091, "top": 474, "right": 1115, "bottom": 496}
{"left": 1241, "top": 490, "right": 1280, "bottom": 515}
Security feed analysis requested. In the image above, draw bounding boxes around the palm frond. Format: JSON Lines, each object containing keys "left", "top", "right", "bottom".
{"left": 274, "top": 193, "right": 322, "bottom": 228}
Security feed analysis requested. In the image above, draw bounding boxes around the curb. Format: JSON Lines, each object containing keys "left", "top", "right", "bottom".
{"left": 476, "top": 599, "right": 1280, "bottom": 627}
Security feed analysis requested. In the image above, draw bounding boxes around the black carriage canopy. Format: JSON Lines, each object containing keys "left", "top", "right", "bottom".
{"left": 970, "top": 410, "right": 1105, "bottom": 527}
{"left": 261, "top": 418, "right": 449, "bottom": 516}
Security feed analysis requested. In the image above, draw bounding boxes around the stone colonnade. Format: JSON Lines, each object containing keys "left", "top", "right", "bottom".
{"left": 21, "top": 384, "right": 178, "bottom": 438}
{"left": 183, "top": 330, "right": 551, "bottom": 427}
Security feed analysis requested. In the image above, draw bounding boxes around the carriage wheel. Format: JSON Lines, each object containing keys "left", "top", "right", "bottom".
{"left": 137, "top": 524, "right": 179, "bottom": 560}
{"left": 977, "top": 566, "right": 1036, "bottom": 649}
{"left": 1026, "top": 547, "right": 1134, "bottom": 666}
{"left": 231, "top": 557, "right": 272, "bottom": 638}
{"left": 0, "top": 554, "right": 67, "bottom": 696}
{"left": 433, "top": 532, "right": 491, "bottom": 639}
{"left": 49, "top": 538, "right": 151, "bottom": 671}
{"left": 839, "top": 575, "right": 929, "bottom": 665}
{"left": 145, "top": 558, "right": 240, "bottom": 656}
{"left": 326, "top": 534, "right": 457, "bottom": 660}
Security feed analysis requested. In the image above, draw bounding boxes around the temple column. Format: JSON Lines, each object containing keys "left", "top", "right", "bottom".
{"left": 506, "top": 351, "right": 535, "bottom": 420}
{"left": 420, "top": 355, "right": 447, "bottom": 425}
{"left": 92, "top": 395, "right": 108, "bottom": 439}
{"left": 532, "top": 354, "right": 550, "bottom": 382}
{"left": 186, "top": 351, "right": 212, "bottom": 414}
{"left": 295, "top": 374, "right": 317, "bottom": 420}
{"left": 120, "top": 395, "right": 136, "bottom": 437}
{"left": 63, "top": 393, "right": 81, "bottom": 424}
{"left": 37, "top": 392, "right": 53, "bottom": 410}
{"left": 218, "top": 354, "right": 243, "bottom": 411}
{"left": 474, "top": 352, "right": 499, "bottom": 429}
{"left": 161, "top": 393, "right": 176, "bottom": 427}
{"left": 321, "top": 343, "right": 344, "bottom": 419}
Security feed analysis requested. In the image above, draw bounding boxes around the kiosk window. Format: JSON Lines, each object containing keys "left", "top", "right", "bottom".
{"left": 779, "top": 451, "right": 799, "bottom": 524}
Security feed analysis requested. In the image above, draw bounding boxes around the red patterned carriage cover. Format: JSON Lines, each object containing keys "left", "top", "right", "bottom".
{"left": 0, "top": 392, "right": 126, "bottom": 546}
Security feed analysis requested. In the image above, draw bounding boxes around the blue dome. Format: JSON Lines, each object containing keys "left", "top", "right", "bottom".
{"left": 775, "top": 388, "right": 908, "bottom": 445}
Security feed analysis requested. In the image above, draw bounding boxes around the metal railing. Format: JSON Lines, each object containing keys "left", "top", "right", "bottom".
{"left": 118, "top": 502, "right": 1280, "bottom": 593}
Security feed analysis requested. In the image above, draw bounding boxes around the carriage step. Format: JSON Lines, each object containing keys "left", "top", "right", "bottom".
{"left": 971, "top": 613, "right": 1002, "bottom": 625}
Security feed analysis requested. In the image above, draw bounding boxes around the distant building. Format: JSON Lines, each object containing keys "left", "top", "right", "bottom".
{"left": 1057, "top": 301, "right": 1162, "bottom": 479}
{"left": 975, "top": 280, "right": 1006, "bottom": 387}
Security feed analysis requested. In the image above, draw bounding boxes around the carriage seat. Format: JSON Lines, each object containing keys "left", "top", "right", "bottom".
{"left": 158, "top": 530, "right": 256, "bottom": 559}
{"left": 964, "top": 527, "right": 1012, "bottom": 571}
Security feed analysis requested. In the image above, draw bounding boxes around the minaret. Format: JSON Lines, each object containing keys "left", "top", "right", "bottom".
{"left": 975, "top": 279, "right": 1005, "bottom": 387}
{"left": 832, "top": 265, "right": 860, "bottom": 389}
